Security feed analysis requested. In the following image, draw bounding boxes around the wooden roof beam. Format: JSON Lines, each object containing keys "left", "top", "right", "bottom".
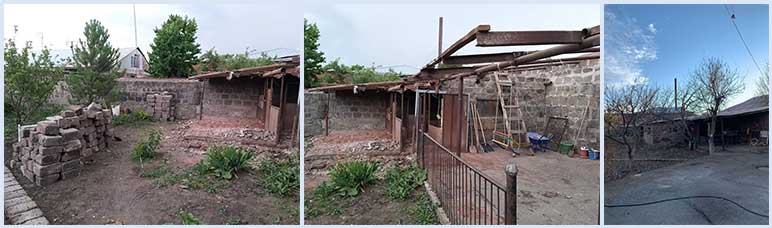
{"left": 426, "top": 24, "right": 490, "bottom": 67}
{"left": 476, "top": 30, "right": 585, "bottom": 46}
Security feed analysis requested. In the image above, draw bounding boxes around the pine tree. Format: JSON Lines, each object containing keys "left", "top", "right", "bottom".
{"left": 148, "top": 15, "right": 201, "bottom": 77}
{"left": 304, "top": 19, "right": 325, "bottom": 88}
{"left": 66, "top": 19, "right": 122, "bottom": 105}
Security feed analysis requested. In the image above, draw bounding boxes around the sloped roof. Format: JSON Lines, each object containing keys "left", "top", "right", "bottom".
{"left": 718, "top": 95, "right": 768, "bottom": 117}
{"left": 188, "top": 55, "right": 299, "bottom": 80}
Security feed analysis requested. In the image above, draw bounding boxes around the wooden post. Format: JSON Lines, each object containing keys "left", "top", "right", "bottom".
{"left": 276, "top": 77, "right": 286, "bottom": 145}
{"left": 438, "top": 17, "right": 443, "bottom": 58}
{"left": 505, "top": 162, "right": 518, "bottom": 225}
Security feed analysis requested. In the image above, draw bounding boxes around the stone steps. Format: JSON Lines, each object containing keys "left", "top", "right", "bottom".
{"left": 4, "top": 166, "right": 49, "bottom": 225}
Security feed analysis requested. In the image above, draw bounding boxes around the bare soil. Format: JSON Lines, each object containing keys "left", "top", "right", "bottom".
{"left": 9, "top": 121, "right": 299, "bottom": 225}
{"left": 304, "top": 130, "right": 410, "bottom": 173}
{"left": 304, "top": 177, "right": 436, "bottom": 225}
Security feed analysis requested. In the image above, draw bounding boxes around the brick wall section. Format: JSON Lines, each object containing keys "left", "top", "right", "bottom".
{"left": 445, "top": 59, "right": 600, "bottom": 149}
{"left": 145, "top": 92, "right": 175, "bottom": 121}
{"left": 4, "top": 167, "right": 49, "bottom": 224}
{"left": 202, "top": 77, "right": 263, "bottom": 118}
{"left": 115, "top": 77, "right": 203, "bottom": 120}
{"left": 304, "top": 92, "right": 325, "bottom": 137}
{"left": 11, "top": 106, "right": 114, "bottom": 186}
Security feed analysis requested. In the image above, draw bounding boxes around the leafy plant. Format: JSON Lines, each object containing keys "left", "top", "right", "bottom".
{"left": 258, "top": 158, "right": 300, "bottom": 196}
{"left": 329, "top": 161, "right": 379, "bottom": 197}
{"left": 198, "top": 48, "right": 276, "bottom": 73}
{"left": 384, "top": 164, "right": 427, "bottom": 200}
{"left": 177, "top": 209, "right": 202, "bottom": 225}
{"left": 113, "top": 110, "right": 151, "bottom": 126}
{"left": 198, "top": 146, "right": 254, "bottom": 179}
{"left": 404, "top": 193, "right": 439, "bottom": 225}
{"left": 131, "top": 129, "right": 162, "bottom": 162}
{"left": 67, "top": 19, "right": 123, "bottom": 105}
{"left": 148, "top": 15, "right": 201, "bottom": 77}
{"left": 304, "top": 18, "right": 325, "bottom": 88}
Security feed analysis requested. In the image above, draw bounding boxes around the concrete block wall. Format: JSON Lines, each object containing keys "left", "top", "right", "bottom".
{"left": 115, "top": 77, "right": 203, "bottom": 120}
{"left": 202, "top": 77, "right": 262, "bottom": 118}
{"left": 145, "top": 92, "right": 175, "bottom": 121}
{"left": 328, "top": 91, "right": 390, "bottom": 132}
{"left": 304, "top": 92, "right": 325, "bottom": 137}
{"left": 11, "top": 106, "right": 114, "bottom": 186}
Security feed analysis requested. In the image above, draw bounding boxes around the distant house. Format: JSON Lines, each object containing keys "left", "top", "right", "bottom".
{"left": 692, "top": 95, "right": 769, "bottom": 145}
{"left": 116, "top": 47, "right": 149, "bottom": 77}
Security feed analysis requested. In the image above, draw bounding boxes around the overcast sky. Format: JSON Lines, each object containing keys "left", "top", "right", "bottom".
{"left": 4, "top": 3, "right": 301, "bottom": 59}
{"left": 305, "top": 3, "right": 601, "bottom": 73}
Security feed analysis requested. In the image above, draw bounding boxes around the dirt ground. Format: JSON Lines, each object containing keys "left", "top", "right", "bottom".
{"left": 8, "top": 118, "right": 299, "bottom": 225}
{"left": 304, "top": 129, "right": 411, "bottom": 173}
{"left": 463, "top": 147, "right": 600, "bottom": 225}
{"left": 304, "top": 175, "right": 435, "bottom": 225}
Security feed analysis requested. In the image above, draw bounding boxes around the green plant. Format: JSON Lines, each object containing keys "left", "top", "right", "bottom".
{"left": 148, "top": 15, "right": 201, "bottom": 77}
{"left": 404, "top": 193, "right": 439, "bottom": 225}
{"left": 113, "top": 110, "right": 151, "bottom": 126}
{"left": 385, "top": 164, "right": 427, "bottom": 200}
{"left": 131, "top": 129, "right": 162, "bottom": 162}
{"left": 329, "top": 161, "right": 379, "bottom": 197}
{"left": 139, "top": 165, "right": 170, "bottom": 178}
{"left": 258, "top": 158, "right": 300, "bottom": 196}
{"left": 177, "top": 209, "right": 202, "bottom": 225}
{"left": 304, "top": 18, "right": 325, "bottom": 88}
{"left": 198, "top": 146, "right": 254, "bottom": 179}
{"left": 67, "top": 19, "right": 123, "bottom": 105}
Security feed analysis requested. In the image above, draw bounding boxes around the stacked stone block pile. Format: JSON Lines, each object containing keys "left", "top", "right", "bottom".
{"left": 11, "top": 104, "right": 114, "bottom": 186}
{"left": 146, "top": 92, "right": 175, "bottom": 121}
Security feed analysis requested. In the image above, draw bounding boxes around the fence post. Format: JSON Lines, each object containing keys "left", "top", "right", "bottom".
{"left": 505, "top": 162, "right": 518, "bottom": 225}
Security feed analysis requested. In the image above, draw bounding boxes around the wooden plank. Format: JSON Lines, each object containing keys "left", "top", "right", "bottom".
{"left": 427, "top": 25, "right": 491, "bottom": 67}
{"left": 476, "top": 30, "right": 584, "bottom": 46}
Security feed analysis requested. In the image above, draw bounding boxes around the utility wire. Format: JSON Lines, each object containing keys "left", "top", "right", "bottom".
{"left": 723, "top": 5, "right": 766, "bottom": 77}
{"left": 605, "top": 195, "right": 769, "bottom": 218}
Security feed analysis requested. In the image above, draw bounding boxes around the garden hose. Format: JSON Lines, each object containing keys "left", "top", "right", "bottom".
{"left": 605, "top": 195, "right": 768, "bottom": 218}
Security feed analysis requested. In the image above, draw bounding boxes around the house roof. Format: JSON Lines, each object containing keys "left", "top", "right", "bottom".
{"left": 117, "top": 47, "right": 146, "bottom": 62}
{"left": 188, "top": 55, "right": 299, "bottom": 80}
{"left": 717, "top": 95, "right": 768, "bottom": 117}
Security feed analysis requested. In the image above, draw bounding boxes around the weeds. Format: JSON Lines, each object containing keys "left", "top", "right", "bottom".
{"left": 384, "top": 164, "right": 427, "bottom": 200}
{"left": 197, "top": 146, "right": 254, "bottom": 179}
{"left": 404, "top": 192, "right": 439, "bottom": 225}
{"left": 177, "top": 209, "right": 202, "bottom": 225}
{"left": 139, "top": 165, "right": 170, "bottom": 178}
{"left": 258, "top": 158, "right": 300, "bottom": 196}
{"left": 131, "top": 129, "right": 162, "bottom": 163}
{"left": 329, "top": 161, "right": 379, "bottom": 197}
{"left": 112, "top": 110, "right": 151, "bottom": 126}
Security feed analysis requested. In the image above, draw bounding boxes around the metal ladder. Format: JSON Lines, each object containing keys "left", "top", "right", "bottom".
{"left": 493, "top": 72, "right": 528, "bottom": 150}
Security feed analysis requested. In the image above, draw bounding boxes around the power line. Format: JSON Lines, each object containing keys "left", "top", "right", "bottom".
{"left": 723, "top": 4, "right": 766, "bottom": 77}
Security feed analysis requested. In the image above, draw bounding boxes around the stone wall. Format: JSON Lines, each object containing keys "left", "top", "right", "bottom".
{"left": 202, "top": 77, "right": 263, "bottom": 118}
{"left": 11, "top": 105, "right": 114, "bottom": 186}
{"left": 115, "top": 77, "right": 203, "bottom": 120}
{"left": 444, "top": 59, "right": 601, "bottom": 149}
{"left": 304, "top": 92, "right": 326, "bottom": 137}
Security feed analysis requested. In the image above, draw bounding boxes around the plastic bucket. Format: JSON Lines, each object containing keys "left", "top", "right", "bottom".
{"left": 579, "top": 147, "right": 589, "bottom": 158}
{"left": 588, "top": 149, "right": 599, "bottom": 160}
{"left": 559, "top": 142, "right": 573, "bottom": 154}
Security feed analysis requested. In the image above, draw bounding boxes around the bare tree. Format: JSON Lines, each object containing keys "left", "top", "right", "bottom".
{"left": 753, "top": 61, "right": 769, "bottom": 96}
{"left": 690, "top": 58, "right": 743, "bottom": 155}
{"left": 605, "top": 82, "right": 659, "bottom": 160}
{"left": 655, "top": 80, "right": 700, "bottom": 150}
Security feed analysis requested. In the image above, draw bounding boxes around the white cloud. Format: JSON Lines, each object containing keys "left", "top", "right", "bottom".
{"left": 604, "top": 9, "right": 658, "bottom": 87}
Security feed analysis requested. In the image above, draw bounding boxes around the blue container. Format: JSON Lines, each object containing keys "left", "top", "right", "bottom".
{"left": 588, "top": 149, "right": 599, "bottom": 160}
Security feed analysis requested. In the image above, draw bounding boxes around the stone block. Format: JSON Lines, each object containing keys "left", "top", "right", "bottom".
{"left": 32, "top": 163, "right": 61, "bottom": 176}
{"left": 32, "top": 153, "right": 61, "bottom": 166}
{"left": 39, "top": 135, "right": 62, "bottom": 147}
{"left": 62, "top": 159, "right": 82, "bottom": 171}
{"left": 35, "top": 174, "right": 60, "bottom": 186}
{"left": 39, "top": 146, "right": 63, "bottom": 156}
{"left": 60, "top": 128, "right": 80, "bottom": 141}
{"left": 36, "top": 121, "right": 59, "bottom": 136}
{"left": 63, "top": 139, "right": 82, "bottom": 152}
{"left": 61, "top": 150, "right": 80, "bottom": 162}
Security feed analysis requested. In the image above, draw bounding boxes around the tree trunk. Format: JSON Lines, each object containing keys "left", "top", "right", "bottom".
{"left": 708, "top": 115, "right": 717, "bottom": 155}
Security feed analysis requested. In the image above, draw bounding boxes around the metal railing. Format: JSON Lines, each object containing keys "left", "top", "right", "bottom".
{"left": 419, "top": 132, "right": 511, "bottom": 225}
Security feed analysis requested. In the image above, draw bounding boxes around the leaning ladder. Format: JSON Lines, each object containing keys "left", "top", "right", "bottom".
{"left": 493, "top": 72, "right": 528, "bottom": 150}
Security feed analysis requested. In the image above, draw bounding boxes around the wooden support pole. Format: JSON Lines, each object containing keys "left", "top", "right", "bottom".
{"left": 276, "top": 77, "right": 286, "bottom": 145}
{"left": 505, "top": 162, "right": 518, "bottom": 225}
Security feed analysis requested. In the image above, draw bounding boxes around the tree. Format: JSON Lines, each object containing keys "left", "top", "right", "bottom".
{"left": 655, "top": 80, "right": 699, "bottom": 150}
{"left": 754, "top": 61, "right": 769, "bottom": 96}
{"left": 148, "top": 15, "right": 201, "bottom": 77}
{"left": 690, "top": 57, "right": 743, "bottom": 154}
{"left": 304, "top": 18, "right": 325, "bottom": 88}
{"left": 604, "top": 81, "right": 659, "bottom": 160}
{"left": 4, "top": 28, "right": 62, "bottom": 128}
{"left": 66, "top": 19, "right": 122, "bottom": 105}
{"left": 198, "top": 48, "right": 276, "bottom": 73}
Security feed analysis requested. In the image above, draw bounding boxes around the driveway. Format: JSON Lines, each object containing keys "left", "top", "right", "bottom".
{"left": 605, "top": 148, "right": 768, "bottom": 225}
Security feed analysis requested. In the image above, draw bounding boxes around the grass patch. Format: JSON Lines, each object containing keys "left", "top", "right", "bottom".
{"left": 131, "top": 129, "right": 162, "bottom": 163}
{"left": 112, "top": 110, "right": 151, "bottom": 126}
{"left": 197, "top": 146, "right": 254, "bottom": 180}
{"left": 329, "top": 161, "right": 379, "bottom": 197}
{"left": 139, "top": 165, "right": 170, "bottom": 178}
{"left": 304, "top": 181, "right": 344, "bottom": 219}
{"left": 141, "top": 161, "right": 229, "bottom": 193}
{"left": 384, "top": 163, "right": 427, "bottom": 200}
{"left": 258, "top": 158, "right": 300, "bottom": 196}
{"left": 403, "top": 192, "right": 439, "bottom": 225}
{"left": 177, "top": 209, "right": 203, "bottom": 225}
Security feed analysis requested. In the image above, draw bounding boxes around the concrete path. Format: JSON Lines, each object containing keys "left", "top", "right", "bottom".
{"left": 605, "top": 149, "right": 768, "bottom": 225}
{"left": 4, "top": 166, "right": 49, "bottom": 225}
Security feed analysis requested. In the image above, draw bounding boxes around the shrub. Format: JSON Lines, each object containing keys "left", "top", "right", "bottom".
{"left": 131, "top": 129, "right": 162, "bottom": 162}
{"left": 258, "top": 158, "right": 300, "bottom": 196}
{"left": 385, "top": 164, "right": 427, "bottom": 200}
{"left": 113, "top": 110, "right": 151, "bottom": 126}
{"left": 177, "top": 209, "right": 202, "bottom": 225}
{"left": 329, "top": 161, "right": 379, "bottom": 197}
{"left": 405, "top": 193, "right": 439, "bottom": 225}
{"left": 198, "top": 146, "right": 254, "bottom": 179}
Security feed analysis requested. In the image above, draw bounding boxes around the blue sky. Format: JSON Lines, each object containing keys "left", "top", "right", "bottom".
{"left": 605, "top": 4, "right": 769, "bottom": 107}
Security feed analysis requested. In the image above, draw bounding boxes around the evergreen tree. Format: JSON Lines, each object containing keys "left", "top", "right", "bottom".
{"left": 304, "top": 19, "right": 325, "bottom": 88}
{"left": 148, "top": 15, "right": 201, "bottom": 77}
{"left": 67, "top": 19, "right": 122, "bottom": 105}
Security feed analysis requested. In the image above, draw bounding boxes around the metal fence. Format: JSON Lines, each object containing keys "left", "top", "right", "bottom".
{"left": 419, "top": 132, "right": 510, "bottom": 225}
